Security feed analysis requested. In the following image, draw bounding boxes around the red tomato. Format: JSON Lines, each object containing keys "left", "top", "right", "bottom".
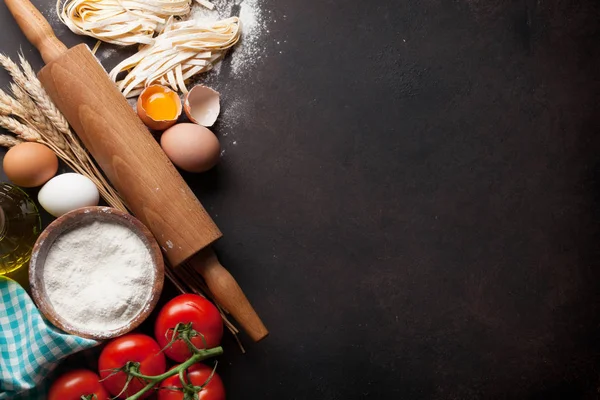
{"left": 154, "top": 294, "right": 223, "bottom": 362}
{"left": 98, "top": 333, "right": 166, "bottom": 399}
{"left": 48, "top": 369, "right": 109, "bottom": 400}
{"left": 158, "top": 364, "right": 225, "bottom": 400}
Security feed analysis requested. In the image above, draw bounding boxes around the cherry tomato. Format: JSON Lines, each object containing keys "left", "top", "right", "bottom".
{"left": 48, "top": 369, "right": 109, "bottom": 400}
{"left": 98, "top": 333, "right": 166, "bottom": 399}
{"left": 154, "top": 294, "right": 223, "bottom": 362}
{"left": 158, "top": 363, "right": 225, "bottom": 400}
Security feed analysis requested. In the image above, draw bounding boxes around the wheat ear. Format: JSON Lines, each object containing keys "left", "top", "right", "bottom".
{"left": 17, "top": 54, "right": 71, "bottom": 135}
{"left": 0, "top": 88, "right": 27, "bottom": 118}
{"left": 0, "top": 116, "right": 41, "bottom": 142}
{"left": 9, "top": 83, "right": 72, "bottom": 154}
{"left": 0, "top": 134, "right": 22, "bottom": 147}
{"left": 16, "top": 55, "right": 101, "bottom": 169}
{"left": 0, "top": 54, "right": 70, "bottom": 135}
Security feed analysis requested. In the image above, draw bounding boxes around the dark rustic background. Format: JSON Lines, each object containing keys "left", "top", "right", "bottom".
{"left": 2, "top": 0, "right": 600, "bottom": 398}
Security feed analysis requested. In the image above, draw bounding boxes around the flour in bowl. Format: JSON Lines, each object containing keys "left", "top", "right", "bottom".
{"left": 43, "top": 220, "right": 155, "bottom": 335}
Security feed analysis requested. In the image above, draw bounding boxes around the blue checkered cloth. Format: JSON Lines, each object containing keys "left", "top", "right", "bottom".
{"left": 0, "top": 277, "right": 99, "bottom": 399}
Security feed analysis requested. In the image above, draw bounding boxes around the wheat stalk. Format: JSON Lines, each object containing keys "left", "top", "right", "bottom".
{"left": 0, "top": 101, "right": 12, "bottom": 116}
{"left": 0, "top": 134, "right": 22, "bottom": 147}
{"left": 0, "top": 116, "right": 72, "bottom": 164}
{"left": 0, "top": 115, "right": 41, "bottom": 142}
{"left": 0, "top": 88, "right": 26, "bottom": 118}
{"left": 0, "top": 54, "right": 28, "bottom": 89}
{"left": 0, "top": 54, "right": 71, "bottom": 135}
{"left": 17, "top": 54, "right": 71, "bottom": 135}
{"left": 10, "top": 83, "right": 72, "bottom": 154}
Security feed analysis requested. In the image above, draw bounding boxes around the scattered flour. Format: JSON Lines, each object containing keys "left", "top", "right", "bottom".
{"left": 43, "top": 221, "right": 155, "bottom": 335}
{"left": 190, "top": 0, "right": 234, "bottom": 20}
{"left": 96, "top": 46, "right": 117, "bottom": 62}
{"left": 188, "top": 0, "right": 269, "bottom": 145}
{"left": 190, "top": 0, "right": 267, "bottom": 77}
{"left": 43, "top": 2, "right": 60, "bottom": 25}
{"left": 220, "top": 98, "right": 247, "bottom": 133}
{"left": 231, "top": 0, "right": 266, "bottom": 76}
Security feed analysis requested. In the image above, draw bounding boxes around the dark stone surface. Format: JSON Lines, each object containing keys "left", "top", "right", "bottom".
{"left": 1, "top": 0, "right": 600, "bottom": 398}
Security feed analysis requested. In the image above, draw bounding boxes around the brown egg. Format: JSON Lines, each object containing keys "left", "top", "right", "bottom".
{"left": 3, "top": 142, "right": 59, "bottom": 187}
{"left": 160, "top": 123, "right": 220, "bottom": 173}
{"left": 137, "top": 85, "right": 182, "bottom": 131}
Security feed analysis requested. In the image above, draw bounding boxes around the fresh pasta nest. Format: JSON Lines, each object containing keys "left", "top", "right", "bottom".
{"left": 109, "top": 17, "right": 241, "bottom": 97}
{"left": 57, "top": 0, "right": 197, "bottom": 45}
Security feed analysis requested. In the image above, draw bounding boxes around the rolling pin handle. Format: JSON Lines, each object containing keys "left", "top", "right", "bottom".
{"left": 4, "top": 0, "right": 68, "bottom": 64}
{"left": 191, "top": 248, "right": 269, "bottom": 342}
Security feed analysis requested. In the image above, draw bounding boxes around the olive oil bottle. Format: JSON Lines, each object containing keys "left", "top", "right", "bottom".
{"left": 0, "top": 183, "right": 41, "bottom": 275}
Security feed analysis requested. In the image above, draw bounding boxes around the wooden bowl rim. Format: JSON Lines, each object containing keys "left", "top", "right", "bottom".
{"left": 29, "top": 206, "right": 164, "bottom": 340}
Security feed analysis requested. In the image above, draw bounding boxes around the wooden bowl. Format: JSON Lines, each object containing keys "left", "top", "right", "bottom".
{"left": 29, "top": 206, "right": 164, "bottom": 340}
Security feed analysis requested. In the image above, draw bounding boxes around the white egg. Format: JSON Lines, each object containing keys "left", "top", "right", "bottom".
{"left": 38, "top": 173, "right": 100, "bottom": 217}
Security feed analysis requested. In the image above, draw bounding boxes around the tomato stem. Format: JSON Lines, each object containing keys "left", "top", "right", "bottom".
{"left": 178, "top": 369, "right": 190, "bottom": 391}
{"left": 164, "top": 323, "right": 207, "bottom": 355}
{"left": 124, "top": 346, "right": 223, "bottom": 400}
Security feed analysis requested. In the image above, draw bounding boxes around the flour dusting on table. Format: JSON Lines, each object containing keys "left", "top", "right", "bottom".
{"left": 231, "top": 0, "right": 266, "bottom": 76}
{"left": 190, "top": 0, "right": 268, "bottom": 77}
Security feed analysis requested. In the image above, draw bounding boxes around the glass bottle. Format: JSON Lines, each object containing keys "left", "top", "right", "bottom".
{"left": 0, "top": 183, "right": 41, "bottom": 275}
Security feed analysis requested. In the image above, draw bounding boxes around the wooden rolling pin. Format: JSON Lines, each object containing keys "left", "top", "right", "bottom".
{"left": 4, "top": 0, "right": 268, "bottom": 342}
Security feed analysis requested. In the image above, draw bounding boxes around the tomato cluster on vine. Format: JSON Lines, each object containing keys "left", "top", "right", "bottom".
{"left": 48, "top": 294, "right": 226, "bottom": 400}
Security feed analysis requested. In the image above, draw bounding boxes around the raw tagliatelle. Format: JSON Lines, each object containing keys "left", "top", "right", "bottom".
{"left": 109, "top": 17, "right": 241, "bottom": 97}
{"left": 57, "top": 0, "right": 200, "bottom": 45}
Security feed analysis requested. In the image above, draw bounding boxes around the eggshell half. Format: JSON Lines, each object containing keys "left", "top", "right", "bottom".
{"left": 137, "top": 85, "right": 182, "bottom": 131}
{"left": 184, "top": 85, "right": 221, "bottom": 127}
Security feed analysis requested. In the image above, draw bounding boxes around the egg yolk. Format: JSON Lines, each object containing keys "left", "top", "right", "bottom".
{"left": 143, "top": 92, "right": 178, "bottom": 121}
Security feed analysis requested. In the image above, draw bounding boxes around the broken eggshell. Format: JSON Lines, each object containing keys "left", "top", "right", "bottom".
{"left": 184, "top": 85, "right": 221, "bottom": 127}
{"left": 137, "top": 85, "right": 182, "bottom": 131}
